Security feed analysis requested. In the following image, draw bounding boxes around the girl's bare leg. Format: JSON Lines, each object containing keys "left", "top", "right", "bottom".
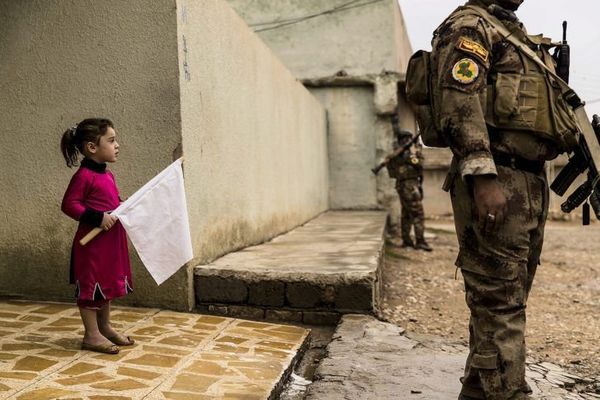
{"left": 79, "top": 307, "right": 114, "bottom": 346}
{"left": 97, "top": 301, "right": 131, "bottom": 343}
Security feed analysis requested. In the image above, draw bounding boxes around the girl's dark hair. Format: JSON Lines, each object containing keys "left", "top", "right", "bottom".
{"left": 60, "top": 118, "right": 114, "bottom": 168}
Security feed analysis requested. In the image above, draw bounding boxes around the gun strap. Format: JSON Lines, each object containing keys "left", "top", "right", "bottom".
{"left": 465, "top": 5, "right": 600, "bottom": 173}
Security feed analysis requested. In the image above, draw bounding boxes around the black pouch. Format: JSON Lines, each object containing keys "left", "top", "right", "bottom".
{"left": 406, "top": 50, "right": 448, "bottom": 148}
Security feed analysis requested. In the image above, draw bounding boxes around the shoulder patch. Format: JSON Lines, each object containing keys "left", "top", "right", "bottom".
{"left": 452, "top": 58, "right": 479, "bottom": 84}
{"left": 457, "top": 37, "right": 489, "bottom": 63}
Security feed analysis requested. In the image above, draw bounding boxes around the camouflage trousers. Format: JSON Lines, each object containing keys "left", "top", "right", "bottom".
{"left": 396, "top": 178, "right": 425, "bottom": 242}
{"left": 449, "top": 166, "right": 549, "bottom": 400}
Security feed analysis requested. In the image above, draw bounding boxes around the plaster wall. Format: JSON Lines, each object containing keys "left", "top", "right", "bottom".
{"left": 1, "top": 0, "right": 328, "bottom": 310}
{"left": 227, "top": 0, "right": 404, "bottom": 79}
{"left": 393, "top": 1, "right": 414, "bottom": 74}
{"left": 0, "top": 0, "right": 186, "bottom": 308}
{"left": 176, "top": 0, "right": 329, "bottom": 264}
{"left": 310, "top": 87, "right": 377, "bottom": 209}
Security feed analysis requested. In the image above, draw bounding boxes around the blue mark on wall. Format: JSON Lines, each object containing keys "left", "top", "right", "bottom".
{"left": 182, "top": 35, "right": 191, "bottom": 82}
{"left": 181, "top": 5, "right": 188, "bottom": 24}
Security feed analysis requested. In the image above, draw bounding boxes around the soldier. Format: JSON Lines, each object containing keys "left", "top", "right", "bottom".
{"left": 386, "top": 119, "right": 432, "bottom": 251}
{"left": 428, "top": 0, "right": 579, "bottom": 399}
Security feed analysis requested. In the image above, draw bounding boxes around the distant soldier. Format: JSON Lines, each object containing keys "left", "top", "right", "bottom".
{"left": 386, "top": 118, "right": 432, "bottom": 251}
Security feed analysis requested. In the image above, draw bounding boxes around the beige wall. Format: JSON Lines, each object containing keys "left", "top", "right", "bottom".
{"left": 0, "top": 0, "right": 186, "bottom": 309}
{"left": 1, "top": 0, "right": 328, "bottom": 309}
{"left": 176, "top": 0, "right": 329, "bottom": 264}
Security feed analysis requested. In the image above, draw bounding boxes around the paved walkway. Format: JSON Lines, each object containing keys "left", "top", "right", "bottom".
{"left": 202, "top": 211, "right": 386, "bottom": 278}
{"left": 0, "top": 300, "right": 309, "bottom": 399}
{"left": 306, "top": 315, "right": 600, "bottom": 400}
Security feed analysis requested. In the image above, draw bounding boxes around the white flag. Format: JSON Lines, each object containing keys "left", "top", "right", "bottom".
{"left": 113, "top": 159, "right": 193, "bottom": 285}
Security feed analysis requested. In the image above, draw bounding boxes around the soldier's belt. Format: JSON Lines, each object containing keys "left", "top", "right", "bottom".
{"left": 492, "top": 152, "right": 545, "bottom": 175}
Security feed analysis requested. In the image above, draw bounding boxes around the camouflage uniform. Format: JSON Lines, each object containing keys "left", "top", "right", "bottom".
{"left": 430, "top": 0, "right": 576, "bottom": 398}
{"left": 386, "top": 134, "right": 430, "bottom": 250}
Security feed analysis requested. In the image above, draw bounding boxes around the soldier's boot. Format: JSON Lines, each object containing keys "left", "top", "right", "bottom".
{"left": 401, "top": 238, "right": 415, "bottom": 248}
{"left": 400, "top": 223, "right": 414, "bottom": 248}
{"left": 414, "top": 223, "right": 431, "bottom": 251}
{"left": 457, "top": 395, "right": 481, "bottom": 400}
{"left": 415, "top": 239, "right": 432, "bottom": 251}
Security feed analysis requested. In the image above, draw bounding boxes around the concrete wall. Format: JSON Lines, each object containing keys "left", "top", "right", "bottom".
{"left": 0, "top": 0, "right": 186, "bottom": 309}
{"left": 228, "top": 0, "right": 404, "bottom": 79}
{"left": 176, "top": 0, "right": 329, "bottom": 264}
{"left": 227, "top": 0, "right": 417, "bottom": 213}
{"left": 310, "top": 87, "right": 377, "bottom": 209}
{"left": 0, "top": 0, "right": 328, "bottom": 310}
{"left": 393, "top": 1, "right": 414, "bottom": 74}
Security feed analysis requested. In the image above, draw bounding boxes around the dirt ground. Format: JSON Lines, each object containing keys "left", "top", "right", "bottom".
{"left": 380, "top": 218, "right": 600, "bottom": 383}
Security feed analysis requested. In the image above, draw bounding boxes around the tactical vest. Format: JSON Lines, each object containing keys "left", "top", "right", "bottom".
{"left": 387, "top": 152, "right": 422, "bottom": 181}
{"left": 406, "top": 6, "right": 580, "bottom": 152}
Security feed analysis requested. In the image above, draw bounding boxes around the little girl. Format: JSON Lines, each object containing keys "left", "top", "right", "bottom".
{"left": 61, "top": 118, "right": 134, "bottom": 354}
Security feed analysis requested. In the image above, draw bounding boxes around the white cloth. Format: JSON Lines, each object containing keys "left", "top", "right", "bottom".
{"left": 113, "top": 159, "right": 193, "bottom": 285}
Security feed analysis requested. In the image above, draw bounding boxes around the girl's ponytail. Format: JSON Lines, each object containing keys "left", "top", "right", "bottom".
{"left": 59, "top": 118, "right": 114, "bottom": 168}
{"left": 61, "top": 126, "right": 79, "bottom": 168}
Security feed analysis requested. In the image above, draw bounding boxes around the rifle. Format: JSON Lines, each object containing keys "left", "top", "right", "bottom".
{"left": 550, "top": 114, "right": 600, "bottom": 225}
{"left": 371, "top": 133, "right": 421, "bottom": 175}
{"left": 553, "top": 21, "right": 570, "bottom": 83}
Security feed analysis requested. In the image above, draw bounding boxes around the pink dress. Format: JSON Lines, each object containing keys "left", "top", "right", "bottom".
{"left": 62, "top": 158, "right": 133, "bottom": 302}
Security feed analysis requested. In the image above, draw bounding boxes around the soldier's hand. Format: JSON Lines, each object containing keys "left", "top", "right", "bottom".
{"left": 472, "top": 175, "right": 507, "bottom": 235}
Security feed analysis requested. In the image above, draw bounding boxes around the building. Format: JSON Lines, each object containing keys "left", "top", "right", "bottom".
{"left": 228, "top": 0, "right": 453, "bottom": 222}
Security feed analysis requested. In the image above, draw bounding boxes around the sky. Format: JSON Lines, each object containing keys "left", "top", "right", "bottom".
{"left": 398, "top": 0, "right": 600, "bottom": 117}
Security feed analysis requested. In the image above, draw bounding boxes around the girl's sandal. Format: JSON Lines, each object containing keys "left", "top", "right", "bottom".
{"left": 81, "top": 342, "right": 120, "bottom": 354}
{"left": 107, "top": 335, "right": 135, "bottom": 346}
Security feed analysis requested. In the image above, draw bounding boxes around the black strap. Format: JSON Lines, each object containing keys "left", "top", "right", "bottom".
{"left": 493, "top": 152, "right": 545, "bottom": 175}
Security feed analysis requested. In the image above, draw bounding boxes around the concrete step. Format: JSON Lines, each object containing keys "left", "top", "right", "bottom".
{"left": 194, "top": 211, "right": 387, "bottom": 325}
{"left": 0, "top": 300, "right": 310, "bottom": 399}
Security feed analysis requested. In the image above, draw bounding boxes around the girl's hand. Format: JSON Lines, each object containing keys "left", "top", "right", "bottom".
{"left": 101, "top": 213, "right": 118, "bottom": 231}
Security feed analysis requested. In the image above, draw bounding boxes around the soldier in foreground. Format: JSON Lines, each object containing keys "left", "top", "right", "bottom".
{"left": 413, "top": 0, "right": 580, "bottom": 398}
{"left": 385, "top": 120, "right": 432, "bottom": 251}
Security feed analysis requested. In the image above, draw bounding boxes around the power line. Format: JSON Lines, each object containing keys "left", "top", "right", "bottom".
{"left": 253, "top": 0, "right": 385, "bottom": 33}
{"left": 250, "top": 0, "right": 363, "bottom": 27}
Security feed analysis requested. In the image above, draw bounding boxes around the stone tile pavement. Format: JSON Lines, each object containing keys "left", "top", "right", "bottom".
{"left": 0, "top": 300, "right": 309, "bottom": 399}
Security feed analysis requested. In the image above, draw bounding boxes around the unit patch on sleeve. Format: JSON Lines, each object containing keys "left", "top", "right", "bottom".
{"left": 457, "top": 37, "right": 489, "bottom": 63}
{"left": 452, "top": 58, "right": 479, "bottom": 84}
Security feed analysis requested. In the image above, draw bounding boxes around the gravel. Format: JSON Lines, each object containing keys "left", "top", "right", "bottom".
{"left": 380, "top": 219, "right": 600, "bottom": 392}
